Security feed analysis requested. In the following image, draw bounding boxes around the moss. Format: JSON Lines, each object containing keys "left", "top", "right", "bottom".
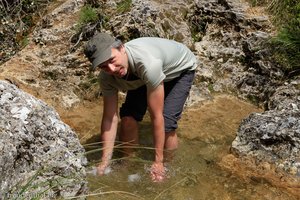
{"left": 42, "top": 70, "right": 59, "bottom": 80}
{"left": 208, "top": 83, "right": 215, "bottom": 93}
{"left": 246, "top": 94, "right": 260, "bottom": 106}
{"left": 189, "top": 16, "right": 210, "bottom": 42}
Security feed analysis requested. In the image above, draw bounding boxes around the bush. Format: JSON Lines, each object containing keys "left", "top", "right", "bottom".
{"left": 116, "top": 0, "right": 132, "bottom": 13}
{"left": 249, "top": 0, "right": 300, "bottom": 76}
{"left": 78, "top": 5, "right": 99, "bottom": 26}
{"left": 270, "top": 1, "right": 300, "bottom": 75}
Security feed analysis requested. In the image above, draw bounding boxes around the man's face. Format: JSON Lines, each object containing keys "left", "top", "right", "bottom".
{"left": 98, "top": 45, "right": 128, "bottom": 78}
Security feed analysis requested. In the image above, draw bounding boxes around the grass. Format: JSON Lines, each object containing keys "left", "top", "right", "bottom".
{"left": 5, "top": 148, "right": 87, "bottom": 200}
{"left": 65, "top": 190, "right": 144, "bottom": 199}
{"left": 248, "top": 0, "right": 300, "bottom": 76}
{"left": 75, "top": 4, "right": 99, "bottom": 32}
{"left": 78, "top": 5, "right": 99, "bottom": 25}
{"left": 7, "top": 168, "right": 82, "bottom": 200}
{"left": 116, "top": 0, "right": 132, "bottom": 13}
{"left": 80, "top": 143, "right": 194, "bottom": 199}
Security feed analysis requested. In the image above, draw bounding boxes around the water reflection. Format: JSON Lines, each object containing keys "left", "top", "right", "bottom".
{"left": 84, "top": 95, "right": 296, "bottom": 200}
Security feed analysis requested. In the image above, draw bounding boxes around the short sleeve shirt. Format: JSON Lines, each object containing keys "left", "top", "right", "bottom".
{"left": 100, "top": 37, "right": 197, "bottom": 96}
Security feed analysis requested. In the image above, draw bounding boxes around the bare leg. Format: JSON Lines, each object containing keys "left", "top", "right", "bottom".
{"left": 119, "top": 116, "right": 139, "bottom": 157}
{"left": 164, "top": 131, "right": 178, "bottom": 162}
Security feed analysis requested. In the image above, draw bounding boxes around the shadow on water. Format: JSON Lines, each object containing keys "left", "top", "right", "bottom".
{"left": 72, "top": 95, "right": 296, "bottom": 200}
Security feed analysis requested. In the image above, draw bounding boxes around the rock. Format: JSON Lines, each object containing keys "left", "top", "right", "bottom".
{"left": 107, "top": 0, "right": 195, "bottom": 48}
{"left": 0, "top": 0, "right": 95, "bottom": 110}
{"left": 2, "top": 0, "right": 300, "bottom": 194}
{"left": 0, "top": 80, "right": 87, "bottom": 199}
{"left": 268, "top": 85, "right": 300, "bottom": 111}
{"left": 192, "top": 0, "right": 283, "bottom": 106}
{"left": 231, "top": 76, "right": 300, "bottom": 178}
{"left": 231, "top": 107, "right": 300, "bottom": 176}
{"left": 128, "top": 173, "right": 141, "bottom": 182}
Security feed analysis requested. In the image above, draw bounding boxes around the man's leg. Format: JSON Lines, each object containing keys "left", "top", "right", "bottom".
{"left": 164, "top": 131, "right": 178, "bottom": 162}
{"left": 119, "top": 85, "right": 147, "bottom": 157}
{"left": 119, "top": 116, "right": 139, "bottom": 157}
{"left": 165, "top": 130, "right": 178, "bottom": 150}
{"left": 163, "top": 70, "right": 195, "bottom": 160}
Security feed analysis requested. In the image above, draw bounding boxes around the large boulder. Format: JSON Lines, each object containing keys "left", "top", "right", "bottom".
{"left": 0, "top": 80, "right": 87, "bottom": 199}
{"left": 192, "top": 0, "right": 283, "bottom": 106}
{"left": 231, "top": 97, "right": 300, "bottom": 176}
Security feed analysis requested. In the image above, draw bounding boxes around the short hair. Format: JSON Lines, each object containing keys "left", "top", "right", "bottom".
{"left": 111, "top": 39, "right": 123, "bottom": 49}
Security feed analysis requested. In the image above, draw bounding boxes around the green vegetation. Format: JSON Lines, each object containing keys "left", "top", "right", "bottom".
{"left": 190, "top": 16, "right": 209, "bottom": 42}
{"left": 78, "top": 5, "right": 99, "bottom": 26}
{"left": 20, "top": 36, "right": 30, "bottom": 48}
{"left": 6, "top": 163, "right": 85, "bottom": 200}
{"left": 71, "top": 4, "right": 106, "bottom": 51}
{"left": 207, "top": 83, "right": 215, "bottom": 93}
{"left": 74, "top": 4, "right": 100, "bottom": 32}
{"left": 249, "top": 0, "right": 300, "bottom": 76}
{"left": 0, "top": 0, "right": 55, "bottom": 63}
{"left": 246, "top": 94, "right": 260, "bottom": 106}
{"left": 116, "top": 0, "right": 132, "bottom": 13}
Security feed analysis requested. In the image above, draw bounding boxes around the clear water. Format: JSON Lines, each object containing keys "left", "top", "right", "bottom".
{"left": 75, "top": 95, "right": 297, "bottom": 200}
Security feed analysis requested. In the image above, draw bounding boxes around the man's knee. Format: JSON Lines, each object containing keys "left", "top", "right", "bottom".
{"left": 121, "top": 116, "right": 139, "bottom": 135}
{"left": 121, "top": 116, "right": 137, "bottom": 126}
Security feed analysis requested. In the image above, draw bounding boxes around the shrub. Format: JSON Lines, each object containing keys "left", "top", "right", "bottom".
{"left": 116, "top": 0, "right": 132, "bottom": 13}
{"left": 78, "top": 5, "right": 99, "bottom": 25}
{"left": 249, "top": 0, "right": 300, "bottom": 76}
{"left": 270, "top": 1, "right": 300, "bottom": 75}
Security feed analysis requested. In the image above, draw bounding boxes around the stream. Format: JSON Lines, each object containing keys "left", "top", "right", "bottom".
{"left": 62, "top": 94, "right": 296, "bottom": 200}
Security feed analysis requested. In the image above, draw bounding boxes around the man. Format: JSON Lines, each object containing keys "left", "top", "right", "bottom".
{"left": 84, "top": 32, "right": 197, "bottom": 182}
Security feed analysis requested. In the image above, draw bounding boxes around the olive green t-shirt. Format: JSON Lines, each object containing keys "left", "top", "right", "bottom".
{"left": 100, "top": 37, "right": 197, "bottom": 96}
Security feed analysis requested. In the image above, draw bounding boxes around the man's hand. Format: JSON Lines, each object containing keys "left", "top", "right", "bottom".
{"left": 147, "top": 83, "right": 166, "bottom": 182}
{"left": 150, "top": 162, "right": 165, "bottom": 182}
{"left": 97, "top": 161, "right": 111, "bottom": 175}
{"left": 98, "top": 94, "right": 118, "bottom": 176}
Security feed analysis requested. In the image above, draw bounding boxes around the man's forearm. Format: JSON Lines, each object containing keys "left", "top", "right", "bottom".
{"left": 152, "top": 116, "right": 165, "bottom": 163}
{"left": 101, "top": 132, "right": 115, "bottom": 163}
{"left": 101, "top": 116, "right": 119, "bottom": 163}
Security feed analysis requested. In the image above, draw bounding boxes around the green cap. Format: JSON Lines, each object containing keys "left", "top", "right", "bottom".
{"left": 84, "top": 33, "right": 115, "bottom": 68}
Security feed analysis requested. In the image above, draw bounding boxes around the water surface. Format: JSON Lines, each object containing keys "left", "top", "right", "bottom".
{"left": 66, "top": 95, "right": 296, "bottom": 200}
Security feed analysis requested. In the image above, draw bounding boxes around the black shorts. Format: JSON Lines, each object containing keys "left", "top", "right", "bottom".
{"left": 120, "top": 70, "right": 195, "bottom": 133}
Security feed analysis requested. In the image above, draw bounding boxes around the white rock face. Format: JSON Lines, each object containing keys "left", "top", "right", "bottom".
{"left": 0, "top": 80, "right": 87, "bottom": 199}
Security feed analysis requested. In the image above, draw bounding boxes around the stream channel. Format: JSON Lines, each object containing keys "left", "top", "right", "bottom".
{"left": 62, "top": 94, "right": 297, "bottom": 200}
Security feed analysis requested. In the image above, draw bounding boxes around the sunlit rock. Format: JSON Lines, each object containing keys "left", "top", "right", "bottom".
{"left": 232, "top": 107, "right": 300, "bottom": 176}
{"left": 107, "top": 0, "right": 195, "bottom": 48}
{"left": 0, "top": 80, "right": 87, "bottom": 199}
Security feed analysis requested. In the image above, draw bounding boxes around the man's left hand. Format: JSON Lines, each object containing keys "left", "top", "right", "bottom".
{"left": 150, "top": 162, "right": 165, "bottom": 182}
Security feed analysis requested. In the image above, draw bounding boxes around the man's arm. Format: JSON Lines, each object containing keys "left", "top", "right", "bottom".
{"left": 147, "top": 82, "right": 166, "bottom": 181}
{"left": 97, "top": 94, "right": 119, "bottom": 175}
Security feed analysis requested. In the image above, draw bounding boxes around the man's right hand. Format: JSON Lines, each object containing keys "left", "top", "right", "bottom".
{"left": 97, "top": 161, "right": 110, "bottom": 175}
{"left": 150, "top": 162, "right": 166, "bottom": 182}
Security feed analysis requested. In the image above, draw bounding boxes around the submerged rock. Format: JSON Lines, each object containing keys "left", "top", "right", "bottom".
{"left": 0, "top": 80, "right": 87, "bottom": 199}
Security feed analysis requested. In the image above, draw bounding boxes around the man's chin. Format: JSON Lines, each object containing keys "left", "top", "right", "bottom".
{"left": 120, "top": 71, "right": 127, "bottom": 78}
{"left": 114, "top": 73, "right": 124, "bottom": 78}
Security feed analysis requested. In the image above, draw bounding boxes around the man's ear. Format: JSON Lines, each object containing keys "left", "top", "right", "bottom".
{"left": 119, "top": 44, "right": 126, "bottom": 54}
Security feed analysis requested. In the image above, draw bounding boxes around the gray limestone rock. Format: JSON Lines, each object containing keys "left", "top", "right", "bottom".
{"left": 0, "top": 80, "right": 87, "bottom": 199}
{"left": 232, "top": 107, "right": 300, "bottom": 176}
{"left": 192, "top": 0, "right": 283, "bottom": 106}
{"left": 107, "top": 0, "right": 195, "bottom": 48}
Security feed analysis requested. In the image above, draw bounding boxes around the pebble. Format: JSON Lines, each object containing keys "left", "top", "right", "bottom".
{"left": 87, "top": 166, "right": 112, "bottom": 175}
{"left": 128, "top": 173, "right": 141, "bottom": 182}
